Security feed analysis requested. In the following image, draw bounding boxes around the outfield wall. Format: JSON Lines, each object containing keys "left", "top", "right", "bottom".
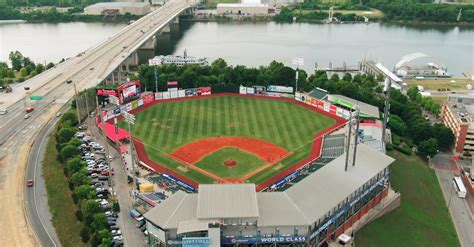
{"left": 106, "top": 92, "right": 347, "bottom": 192}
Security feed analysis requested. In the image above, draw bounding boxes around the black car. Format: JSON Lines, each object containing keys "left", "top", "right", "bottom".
{"left": 136, "top": 220, "right": 145, "bottom": 228}
{"left": 108, "top": 217, "right": 117, "bottom": 222}
{"left": 98, "top": 175, "right": 108, "bottom": 181}
{"left": 113, "top": 240, "right": 124, "bottom": 247}
{"left": 109, "top": 225, "right": 119, "bottom": 230}
{"left": 107, "top": 221, "right": 117, "bottom": 226}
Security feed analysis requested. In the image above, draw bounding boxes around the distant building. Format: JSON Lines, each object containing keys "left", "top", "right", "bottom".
{"left": 440, "top": 94, "right": 474, "bottom": 155}
{"left": 84, "top": 2, "right": 151, "bottom": 16}
{"left": 217, "top": 0, "right": 275, "bottom": 16}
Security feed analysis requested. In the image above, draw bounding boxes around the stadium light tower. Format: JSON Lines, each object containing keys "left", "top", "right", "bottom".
{"left": 292, "top": 57, "right": 304, "bottom": 94}
{"left": 381, "top": 77, "right": 392, "bottom": 150}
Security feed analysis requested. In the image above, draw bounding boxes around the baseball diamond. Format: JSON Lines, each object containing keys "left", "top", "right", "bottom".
{"left": 122, "top": 94, "right": 340, "bottom": 187}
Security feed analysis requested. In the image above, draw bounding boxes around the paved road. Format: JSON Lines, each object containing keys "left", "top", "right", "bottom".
{"left": 432, "top": 153, "right": 474, "bottom": 247}
{"left": 0, "top": 1, "right": 194, "bottom": 245}
{"left": 24, "top": 112, "right": 63, "bottom": 246}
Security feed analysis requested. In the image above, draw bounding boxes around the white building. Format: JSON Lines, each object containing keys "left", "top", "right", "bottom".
{"left": 217, "top": 0, "right": 274, "bottom": 15}
{"left": 84, "top": 2, "right": 151, "bottom": 16}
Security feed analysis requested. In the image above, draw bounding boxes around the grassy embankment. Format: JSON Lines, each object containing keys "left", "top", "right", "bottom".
{"left": 356, "top": 151, "right": 460, "bottom": 247}
{"left": 43, "top": 133, "right": 86, "bottom": 247}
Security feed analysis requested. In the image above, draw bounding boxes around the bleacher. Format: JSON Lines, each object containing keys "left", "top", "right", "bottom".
{"left": 321, "top": 133, "right": 345, "bottom": 158}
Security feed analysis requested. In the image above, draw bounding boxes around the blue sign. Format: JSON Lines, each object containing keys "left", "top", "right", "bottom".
{"left": 161, "top": 173, "right": 196, "bottom": 192}
{"left": 222, "top": 236, "right": 307, "bottom": 244}
{"left": 182, "top": 237, "right": 210, "bottom": 247}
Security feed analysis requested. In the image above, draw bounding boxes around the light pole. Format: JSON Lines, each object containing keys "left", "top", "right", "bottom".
{"left": 68, "top": 80, "right": 82, "bottom": 125}
{"left": 292, "top": 57, "right": 304, "bottom": 95}
{"left": 109, "top": 96, "right": 121, "bottom": 148}
{"left": 382, "top": 77, "right": 391, "bottom": 149}
{"left": 123, "top": 111, "right": 137, "bottom": 194}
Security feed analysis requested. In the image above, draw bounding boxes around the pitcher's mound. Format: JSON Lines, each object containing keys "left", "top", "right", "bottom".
{"left": 224, "top": 159, "right": 237, "bottom": 167}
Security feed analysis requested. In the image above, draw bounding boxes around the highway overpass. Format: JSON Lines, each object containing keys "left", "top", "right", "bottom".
{"left": 0, "top": 0, "right": 195, "bottom": 246}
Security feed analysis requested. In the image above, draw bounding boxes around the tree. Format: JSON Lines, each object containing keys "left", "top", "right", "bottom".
{"left": 417, "top": 138, "right": 438, "bottom": 158}
{"left": 388, "top": 114, "right": 407, "bottom": 136}
{"left": 35, "top": 63, "right": 45, "bottom": 74}
{"left": 80, "top": 226, "right": 90, "bottom": 243}
{"left": 9, "top": 51, "right": 23, "bottom": 71}
{"left": 91, "top": 213, "right": 108, "bottom": 232}
{"left": 81, "top": 199, "right": 102, "bottom": 224}
{"left": 70, "top": 170, "right": 90, "bottom": 189}
{"left": 97, "top": 229, "right": 113, "bottom": 247}
{"left": 60, "top": 111, "right": 78, "bottom": 126}
{"left": 67, "top": 157, "right": 85, "bottom": 176}
{"left": 46, "top": 62, "right": 54, "bottom": 70}
{"left": 19, "top": 67, "right": 29, "bottom": 77}
{"left": 407, "top": 86, "right": 420, "bottom": 101}
{"left": 57, "top": 127, "right": 77, "bottom": 143}
{"left": 75, "top": 185, "right": 96, "bottom": 201}
{"left": 60, "top": 145, "right": 78, "bottom": 161}
{"left": 433, "top": 124, "right": 454, "bottom": 151}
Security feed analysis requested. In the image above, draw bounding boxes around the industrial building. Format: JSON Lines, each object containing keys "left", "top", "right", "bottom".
{"left": 144, "top": 144, "right": 394, "bottom": 246}
{"left": 217, "top": 0, "right": 274, "bottom": 16}
{"left": 441, "top": 94, "right": 474, "bottom": 155}
{"left": 84, "top": 2, "right": 151, "bottom": 16}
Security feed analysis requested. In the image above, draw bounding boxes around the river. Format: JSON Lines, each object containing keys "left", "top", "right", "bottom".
{"left": 1, "top": 21, "right": 473, "bottom": 76}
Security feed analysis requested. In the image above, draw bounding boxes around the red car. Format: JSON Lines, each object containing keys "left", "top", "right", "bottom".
{"left": 25, "top": 107, "right": 34, "bottom": 113}
{"left": 27, "top": 180, "right": 34, "bottom": 187}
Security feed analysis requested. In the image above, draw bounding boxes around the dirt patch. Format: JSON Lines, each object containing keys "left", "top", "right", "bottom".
{"left": 224, "top": 159, "right": 237, "bottom": 167}
{"left": 177, "top": 166, "right": 189, "bottom": 172}
{"left": 170, "top": 136, "right": 289, "bottom": 164}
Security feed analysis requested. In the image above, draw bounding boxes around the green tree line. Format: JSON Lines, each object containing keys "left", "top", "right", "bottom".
{"left": 0, "top": 6, "right": 138, "bottom": 22}
{"left": 1, "top": 51, "right": 55, "bottom": 85}
{"left": 137, "top": 58, "right": 454, "bottom": 157}
{"left": 54, "top": 109, "right": 118, "bottom": 246}
{"left": 355, "top": 0, "right": 474, "bottom": 23}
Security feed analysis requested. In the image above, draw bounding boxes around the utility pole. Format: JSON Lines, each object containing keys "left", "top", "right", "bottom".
{"left": 73, "top": 81, "right": 81, "bottom": 125}
{"left": 381, "top": 78, "right": 391, "bottom": 150}
{"left": 292, "top": 58, "right": 304, "bottom": 94}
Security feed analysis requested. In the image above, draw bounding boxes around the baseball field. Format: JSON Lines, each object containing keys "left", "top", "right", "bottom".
{"left": 123, "top": 95, "right": 337, "bottom": 186}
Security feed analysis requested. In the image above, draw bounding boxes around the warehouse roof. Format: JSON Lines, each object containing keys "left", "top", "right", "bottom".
{"left": 197, "top": 184, "right": 259, "bottom": 219}
{"left": 328, "top": 94, "right": 380, "bottom": 119}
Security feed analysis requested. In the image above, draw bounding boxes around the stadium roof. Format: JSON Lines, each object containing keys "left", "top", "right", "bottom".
{"left": 308, "top": 87, "right": 328, "bottom": 100}
{"left": 197, "top": 184, "right": 259, "bottom": 219}
{"left": 328, "top": 94, "right": 380, "bottom": 119}
{"left": 144, "top": 144, "right": 394, "bottom": 229}
{"left": 284, "top": 144, "right": 393, "bottom": 223}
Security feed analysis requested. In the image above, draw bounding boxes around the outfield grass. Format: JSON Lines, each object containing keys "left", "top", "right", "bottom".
{"left": 43, "top": 132, "right": 86, "bottom": 247}
{"left": 405, "top": 78, "right": 472, "bottom": 91}
{"left": 195, "top": 147, "right": 265, "bottom": 178}
{"left": 124, "top": 96, "right": 335, "bottom": 184}
{"left": 355, "top": 151, "right": 460, "bottom": 247}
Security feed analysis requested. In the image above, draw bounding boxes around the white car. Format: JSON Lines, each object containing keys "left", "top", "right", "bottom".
{"left": 113, "top": 235, "right": 123, "bottom": 241}
{"left": 0, "top": 109, "right": 8, "bottom": 115}
{"left": 24, "top": 114, "right": 31, "bottom": 119}
{"left": 90, "top": 173, "right": 99, "bottom": 179}
{"left": 111, "top": 230, "right": 121, "bottom": 236}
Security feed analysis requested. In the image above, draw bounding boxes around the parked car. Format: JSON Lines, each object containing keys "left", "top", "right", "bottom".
{"left": 111, "top": 229, "right": 121, "bottom": 236}
{"left": 98, "top": 175, "right": 108, "bottom": 181}
{"left": 136, "top": 220, "right": 145, "bottom": 228}
{"left": 109, "top": 225, "right": 119, "bottom": 230}
{"left": 78, "top": 125, "right": 88, "bottom": 130}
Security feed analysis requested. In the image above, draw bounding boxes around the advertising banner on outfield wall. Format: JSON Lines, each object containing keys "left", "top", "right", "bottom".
{"left": 170, "top": 90, "right": 178, "bottom": 99}
{"left": 163, "top": 91, "right": 170, "bottom": 99}
{"left": 138, "top": 99, "right": 144, "bottom": 107}
{"left": 178, "top": 90, "right": 185, "bottom": 98}
{"left": 246, "top": 87, "right": 255, "bottom": 95}
{"left": 132, "top": 100, "right": 139, "bottom": 110}
{"left": 267, "top": 85, "right": 294, "bottom": 94}
{"left": 324, "top": 102, "right": 330, "bottom": 112}
{"left": 126, "top": 102, "right": 133, "bottom": 112}
{"left": 155, "top": 92, "right": 162, "bottom": 100}
{"left": 143, "top": 93, "right": 155, "bottom": 105}
{"left": 255, "top": 86, "right": 266, "bottom": 95}
{"left": 197, "top": 87, "right": 211, "bottom": 95}
{"left": 120, "top": 105, "right": 127, "bottom": 113}
{"left": 239, "top": 86, "right": 247, "bottom": 95}
{"left": 185, "top": 88, "right": 197, "bottom": 96}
